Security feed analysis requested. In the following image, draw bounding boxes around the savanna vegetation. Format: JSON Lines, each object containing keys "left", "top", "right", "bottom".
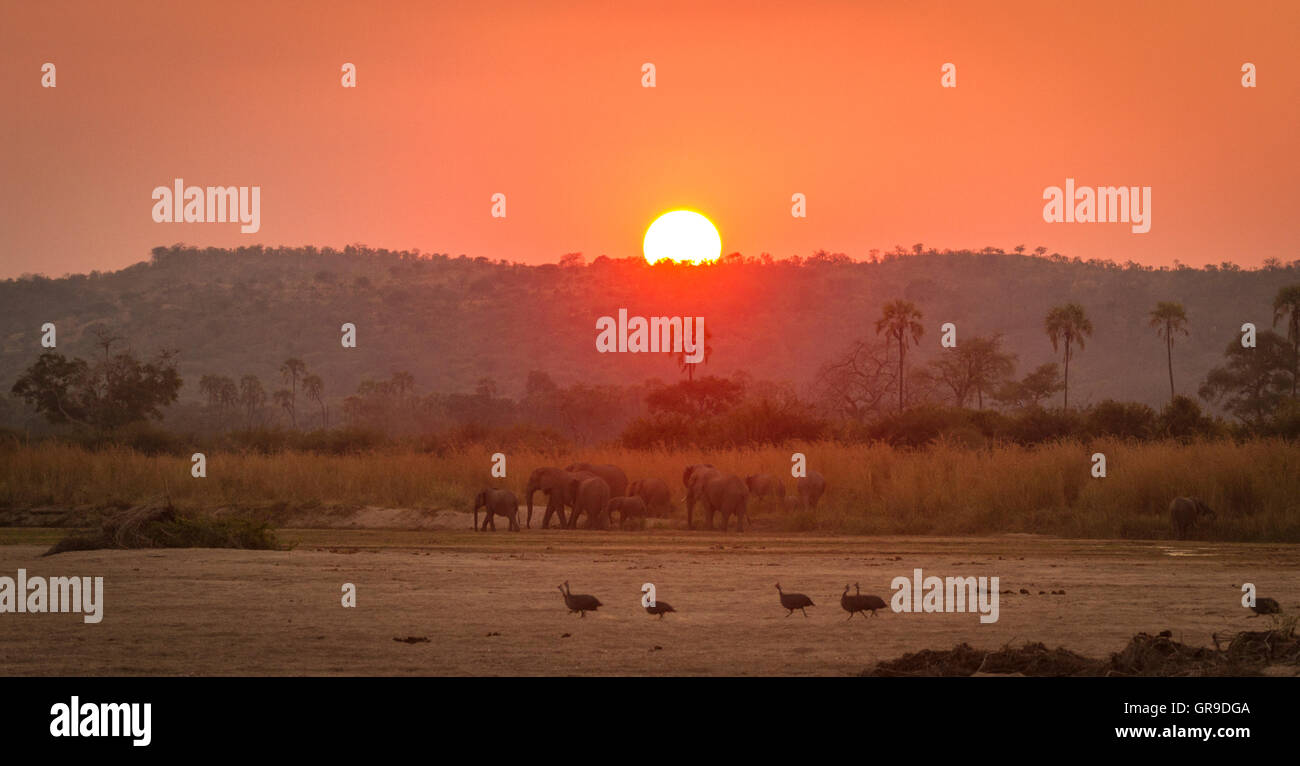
{"left": 3, "top": 246, "right": 1298, "bottom": 541}
{"left": 2, "top": 439, "right": 1297, "bottom": 541}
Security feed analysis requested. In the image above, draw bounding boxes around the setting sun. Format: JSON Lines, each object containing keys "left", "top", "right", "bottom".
{"left": 642, "top": 210, "right": 722, "bottom": 264}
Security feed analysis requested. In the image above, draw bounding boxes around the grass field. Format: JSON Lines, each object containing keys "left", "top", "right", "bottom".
{"left": 1, "top": 439, "right": 1298, "bottom": 540}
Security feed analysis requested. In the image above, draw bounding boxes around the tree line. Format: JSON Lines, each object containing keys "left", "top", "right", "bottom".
{"left": 7, "top": 283, "right": 1299, "bottom": 451}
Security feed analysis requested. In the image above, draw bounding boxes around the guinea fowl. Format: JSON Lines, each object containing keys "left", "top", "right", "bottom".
{"left": 558, "top": 581, "right": 602, "bottom": 617}
{"left": 1249, "top": 596, "right": 1281, "bottom": 617}
{"left": 855, "top": 583, "right": 888, "bottom": 617}
{"left": 644, "top": 600, "right": 676, "bottom": 619}
{"left": 775, "top": 583, "right": 815, "bottom": 617}
{"left": 841, "top": 584, "right": 888, "bottom": 620}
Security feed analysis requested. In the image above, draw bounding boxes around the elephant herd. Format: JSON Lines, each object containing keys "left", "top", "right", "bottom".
{"left": 472, "top": 462, "right": 829, "bottom": 532}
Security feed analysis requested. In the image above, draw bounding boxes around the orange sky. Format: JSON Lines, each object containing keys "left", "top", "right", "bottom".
{"left": 3, "top": 0, "right": 1298, "bottom": 278}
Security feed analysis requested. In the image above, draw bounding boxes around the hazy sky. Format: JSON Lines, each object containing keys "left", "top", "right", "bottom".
{"left": 3, "top": 0, "right": 1298, "bottom": 278}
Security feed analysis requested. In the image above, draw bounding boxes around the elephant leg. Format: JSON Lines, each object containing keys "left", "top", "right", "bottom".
{"left": 544, "top": 499, "right": 565, "bottom": 529}
{"left": 801, "top": 608, "right": 808, "bottom": 618}
{"left": 489, "top": 514, "right": 497, "bottom": 531}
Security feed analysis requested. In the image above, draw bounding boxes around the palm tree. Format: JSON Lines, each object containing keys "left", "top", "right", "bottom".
{"left": 1273, "top": 284, "right": 1300, "bottom": 397}
{"left": 239, "top": 375, "right": 265, "bottom": 428}
{"left": 875, "top": 300, "right": 924, "bottom": 411}
{"left": 1149, "top": 302, "right": 1189, "bottom": 401}
{"left": 303, "top": 374, "right": 326, "bottom": 427}
{"left": 674, "top": 324, "right": 713, "bottom": 381}
{"left": 272, "top": 389, "right": 294, "bottom": 424}
{"left": 1044, "top": 303, "right": 1093, "bottom": 410}
{"left": 279, "top": 358, "right": 307, "bottom": 427}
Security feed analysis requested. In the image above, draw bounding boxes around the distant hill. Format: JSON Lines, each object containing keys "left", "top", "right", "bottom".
{"left": 1, "top": 245, "right": 1297, "bottom": 421}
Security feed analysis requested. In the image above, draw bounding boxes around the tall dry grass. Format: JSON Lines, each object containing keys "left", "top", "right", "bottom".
{"left": 0, "top": 439, "right": 1296, "bottom": 540}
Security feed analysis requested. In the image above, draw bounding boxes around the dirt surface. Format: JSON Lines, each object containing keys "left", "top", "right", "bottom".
{"left": 1, "top": 523, "right": 1297, "bottom": 676}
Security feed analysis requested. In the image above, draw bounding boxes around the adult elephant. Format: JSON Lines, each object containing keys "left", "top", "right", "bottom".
{"left": 473, "top": 488, "right": 520, "bottom": 532}
{"left": 525, "top": 466, "right": 584, "bottom": 529}
{"left": 745, "top": 474, "right": 786, "bottom": 505}
{"left": 628, "top": 478, "right": 673, "bottom": 517}
{"left": 565, "top": 462, "right": 628, "bottom": 499}
{"left": 685, "top": 466, "right": 749, "bottom": 532}
{"left": 797, "top": 470, "right": 827, "bottom": 510}
{"left": 567, "top": 475, "right": 612, "bottom": 529}
{"left": 683, "top": 463, "right": 715, "bottom": 490}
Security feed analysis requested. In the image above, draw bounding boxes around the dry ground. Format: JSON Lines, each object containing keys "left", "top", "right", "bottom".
{"left": 1, "top": 524, "right": 1297, "bottom": 675}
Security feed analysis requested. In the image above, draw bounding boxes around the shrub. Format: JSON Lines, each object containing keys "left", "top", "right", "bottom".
{"left": 1086, "top": 400, "right": 1157, "bottom": 440}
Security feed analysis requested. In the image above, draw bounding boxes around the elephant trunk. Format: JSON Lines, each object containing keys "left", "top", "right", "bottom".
{"left": 525, "top": 484, "right": 538, "bottom": 528}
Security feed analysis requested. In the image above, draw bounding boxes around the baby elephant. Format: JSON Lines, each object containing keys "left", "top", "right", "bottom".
{"left": 606, "top": 496, "right": 649, "bottom": 529}
{"left": 473, "top": 488, "right": 520, "bottom": 532}
{"left": 1169, "top": 496, "right": 1215, "bottom": 540}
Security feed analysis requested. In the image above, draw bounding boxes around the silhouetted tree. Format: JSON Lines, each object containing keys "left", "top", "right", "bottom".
{"left": 279, "top": 358, "right": 306, "bottom": 427}
{"left": 1199, "top": 330, "right": 1292, "bottom": 424}
{"left": 875, "top": 300, "right": 924, "bottom": 411}
{"left": 673, "top": 324, "right": 713, "bottom": 382}
{"left": 303, "top": 373, "right": 326, "bottom": 427}
{"left": 929, "top": 334, "right": 1016, "bottom": 409}
{"left": 1149, "top": 301, "right": 1189, "bottom": 400}
{"left": 11, "top": 349, "right": 181, "bottom": 430}
{"left": 995, "top": 363, "right": 1064, "bottom": 409}
{"left": 239, "top": 375, "right": 266, "bottom": 427}
{"left": 1045, "top": 303, "right": 1093, "bottom": 410}
{"left": 1273, "top": 284, "right": 1300, "bottom": 397}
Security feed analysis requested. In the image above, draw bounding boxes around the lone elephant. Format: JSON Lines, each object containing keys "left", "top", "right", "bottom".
{"left": 606, "top": 496, "right": 649, "bottom": 529}
{"left": 1169, "top": 496, "right": 1215, "bottom": 540}
{"left": 685, "top": 466, "right": 749, "bottom": 532}
{"left": 565, "top": 462, "right": 628, "bottom": 499}
{"left": 567, "top": 475, "right": 612, "bottom": 529}
{"left": 628, "top": 477, "right": 673, "bottom": 517}
{"left": 473, "top": 488, "right": 520, "bottom": 532}
{"left": 797, "top": 470, "right": 827, "bottom": 510}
